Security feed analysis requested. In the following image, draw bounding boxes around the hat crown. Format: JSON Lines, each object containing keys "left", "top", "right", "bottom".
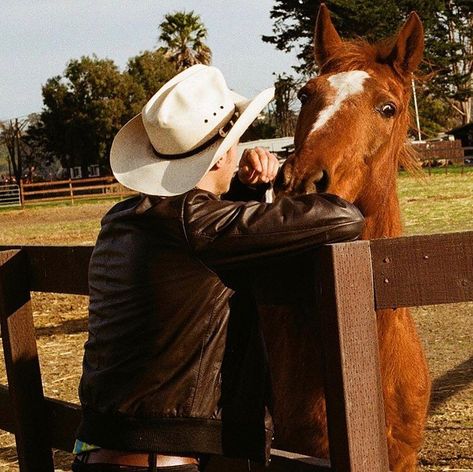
{"left": 142, "top": 66, "right": 235, "bottom": 155}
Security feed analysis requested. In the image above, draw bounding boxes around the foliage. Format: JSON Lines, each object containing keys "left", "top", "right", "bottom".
{"left": 126, "top": 49, "right": 177, "bottom": 101}
{"left": 241, "top": 115, "right": 277, "bottom": 141}
{"left": 15, "top": 10, "right": 210, "bottom": 179}
{"left": 272, "top": 73, "right": 300, "bottom": 137}
{"left": 0, "top": 145, "right": 9, "bottom": 177}
{"left": 241, "top": 74, "right": 300, "bottom": 141}
{"left": 414, "top": 93, "right": 459, "bottom": 136}
{"left": 425, "top": 0, "right": 472, "bottom": 124}
{"left": 39, "top": 56, "right": 142, "bottom": 177}
{"left": 22, "top": 114, "right": 63, "bottom": 180}
{"left": 0, "top": 118, "right": 29, "bottom": 184}
{"left": 263, "top": 0, "right": 472, "bottom": 128}
{"left": 158, "top": 11, "right": 212, "bottom": 71}
{"left": 33, "top": 49, "right": 177, "bottom": 179}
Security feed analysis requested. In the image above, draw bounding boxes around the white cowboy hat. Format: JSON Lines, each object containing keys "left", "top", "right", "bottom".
{"left": 110, "top": 65, "right": 275, "bottom": 196}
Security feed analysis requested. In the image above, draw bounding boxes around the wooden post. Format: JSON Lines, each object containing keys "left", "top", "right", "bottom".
{"left": 19, "top": 179, "right": 24, "bottom": 207}
{"left": 0, "top": 250, "right": 54, "bottom": 472}
{"left": 314, "top": 241, "right": 389, "bottom": 471}
{"left": 69, "top": 179, "right": 74, "bottom": 205}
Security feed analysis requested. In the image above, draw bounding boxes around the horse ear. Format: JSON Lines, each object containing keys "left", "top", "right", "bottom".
{"left": 387, "top": 12, "right": 424, "bottom": 75}
{"left": 314, "top": 3, "right": 342, "bottom": 67}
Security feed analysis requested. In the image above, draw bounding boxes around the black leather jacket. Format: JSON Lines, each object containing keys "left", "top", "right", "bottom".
{"left": 76, "top": 179, "right": 364, "bottom": 463}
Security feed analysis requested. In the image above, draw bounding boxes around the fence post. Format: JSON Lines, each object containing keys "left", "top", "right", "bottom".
{"left": 0, "top": 250, "right": 54, "bottom": 472}
{"left": 19, "top": 179, "right": 24, "bottom": 206}
{"left": 314, "top": 241, "right": 389, "bottom": 471}
{"left": 68, "top": 179, "right": 74, "bottom": 205}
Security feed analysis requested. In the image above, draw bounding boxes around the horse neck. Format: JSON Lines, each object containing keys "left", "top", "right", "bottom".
{"left": 361, "top": 189, "right": 402, "bottom": 240}
{"left": 358, "top": 150, "right": 403, "bottom": 240}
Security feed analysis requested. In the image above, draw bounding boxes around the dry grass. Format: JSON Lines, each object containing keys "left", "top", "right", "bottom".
{"left": 0, "top": 173, "right": 472, "bottom": 471}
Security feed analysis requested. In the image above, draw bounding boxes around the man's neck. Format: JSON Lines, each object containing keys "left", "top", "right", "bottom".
{"left": 196, "top": 172, "right": 225, "bottom": 195}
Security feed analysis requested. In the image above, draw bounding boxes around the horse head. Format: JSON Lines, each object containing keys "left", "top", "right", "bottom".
{"left": 275, "top": 4, "right": 424, "bottom": 228}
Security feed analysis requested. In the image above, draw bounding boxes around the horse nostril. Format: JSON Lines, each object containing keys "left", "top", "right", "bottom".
{"left": 314, "top": 170, "right": 329, "bottom": 193}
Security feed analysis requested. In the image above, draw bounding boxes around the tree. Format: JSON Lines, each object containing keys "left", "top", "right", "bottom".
{"left": 426, "top": 0, "right": 472, "bottom": 124}
{"left": 40, "top": 56, "right": 142, "bottom": 177}
{"left": 158, "top": 11, "right": 212, "bottom": 71}
{"left": 263, "top": 0, "right": 472, "bottom": 128}
{"left": 240, "top": 114, "right": 277, "bottom": 141}
{"left": 272, "top": 73, "right": 300, "bottom": 137}
{"left": 126, "top": 49, "right": 177, "bottom": 101}
{"left": 0, "top": 118, "right": 28, "bottom": 184}
{"left": 22, "top": 114, "right": 62, "bottom": 181}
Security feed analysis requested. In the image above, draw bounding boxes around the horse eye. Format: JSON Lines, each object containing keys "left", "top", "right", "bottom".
{"left": 378, "top": 102, "right": 396, "bottom": 118}
{"left": 299, "top": 92, "right": 309, "bottom": 105}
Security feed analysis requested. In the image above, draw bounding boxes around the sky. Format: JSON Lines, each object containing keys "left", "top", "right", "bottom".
{"left": 0, "top": 0, "right": 300, "bottom": 121}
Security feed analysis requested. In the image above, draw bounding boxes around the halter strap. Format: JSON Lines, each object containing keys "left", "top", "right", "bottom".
{"left": 152, "top": 112, "right": 239, "bottom": 160}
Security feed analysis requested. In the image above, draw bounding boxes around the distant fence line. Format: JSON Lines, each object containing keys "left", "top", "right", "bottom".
{"left": 274, "top": 138, "right": 472, "bottom": 172}
{"left": 4, "top": 139, "right": 473, "bottom": 208}
{"left": 411, "top": 140, "right": 472, "bottom": 175}
{"left": 19, "top": 176, "right": 136, "bottom": 206}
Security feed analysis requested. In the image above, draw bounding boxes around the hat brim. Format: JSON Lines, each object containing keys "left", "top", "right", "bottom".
{"left": 110, "top": 87, "right": 275, "bottom": 196}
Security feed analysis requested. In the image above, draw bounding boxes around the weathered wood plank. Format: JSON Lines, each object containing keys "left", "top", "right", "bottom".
{"left": 371, "top": 231, "right": 473, "bottom": 309}
{"left": 0, "top": 385, "right": 15, "bottom": 433}
{"left": 206, "top": 449, "right": 331, "bottom": 471}
{"left": 48, "top": 397, "right": 82, "bottom": 452}
{"left": 0, "top": 385, "right": 329, "bottom": 471}
{"left": 315, "top": 241, "right": 389, "bottom": 472}
{"left": 0, "top": 246, "right": 92, "bottom": 295}
{"left": 0, "top": 250, "right": 55, "bottom": 471}
{"left": 2, "top": 230, "right": 472, "bottom": 306}
{"left": 0, "top": 385, "right": 82, "bottom": 453}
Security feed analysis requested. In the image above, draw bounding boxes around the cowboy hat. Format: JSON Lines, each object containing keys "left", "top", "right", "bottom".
{"left": 110, "top": 65, "right": 275, "bottom": 196}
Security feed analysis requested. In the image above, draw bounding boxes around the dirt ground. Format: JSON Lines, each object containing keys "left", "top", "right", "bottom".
{"left": 0, "top": 173, "right": 472, "bottom": 471}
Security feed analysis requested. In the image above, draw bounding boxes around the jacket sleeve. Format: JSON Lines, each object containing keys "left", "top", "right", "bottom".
{"left": 183, "top": 190, "right": 364, "bottom": 270}
{"left": 222, "top": 174, "right": 271, "bottom": 203}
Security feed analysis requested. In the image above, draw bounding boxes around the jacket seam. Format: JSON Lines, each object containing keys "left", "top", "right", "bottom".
{"left": 181, "top": 191, "right": 227, "bottom": 415}
{"left": 196, "top": 220, "right": 360, "bottom": 239}
{"left": 188, "top": 292, "right": 219, "bottom": 415}
{"left": 181, "top": 192, "right": 223, "bottom": 279}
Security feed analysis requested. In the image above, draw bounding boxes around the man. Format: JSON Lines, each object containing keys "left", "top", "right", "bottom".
{"left": 73, "top": 65, "right": 363, "bottom": 471}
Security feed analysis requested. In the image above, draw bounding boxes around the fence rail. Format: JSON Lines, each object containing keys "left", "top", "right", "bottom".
{"left": 20, "top": 176, "right": 136, "bottom": 205}
{"left": 1, "top": 231, "right": 472, "bottom": 471}
{"left": 411, "top": 140, "right": 472, "bottom": 174}
{"left": 0, "top": 184, "right": 21, "bottom": 208}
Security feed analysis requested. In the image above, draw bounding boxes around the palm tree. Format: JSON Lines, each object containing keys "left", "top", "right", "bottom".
{"left": 159, "top": 11, "right": 212, "bottom": 71}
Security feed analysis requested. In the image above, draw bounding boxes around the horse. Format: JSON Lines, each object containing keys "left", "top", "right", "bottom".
{"left": 265, "top": 5, "right": 431, "bottom": 471}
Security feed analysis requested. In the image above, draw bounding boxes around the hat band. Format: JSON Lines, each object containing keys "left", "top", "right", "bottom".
{"left": 153, "top": 112, "right": 240, "bottom": 160}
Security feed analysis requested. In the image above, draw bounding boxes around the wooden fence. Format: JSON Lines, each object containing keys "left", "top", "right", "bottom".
{"left": 0, "top": 184, "right": 21, "bottom": 208}
{"left": 19, "top": 176, "right": 136, "bottom": 205}
{"left": 0, "top": 231, "right": 472, "bottom": 471}
{"left": 411, "top": 140, "right": 470, "bottom": 174}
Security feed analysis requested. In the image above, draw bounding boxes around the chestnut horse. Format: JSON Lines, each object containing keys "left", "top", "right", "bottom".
{"left": 266, "top": 5, "right": 431, "bottom": 472}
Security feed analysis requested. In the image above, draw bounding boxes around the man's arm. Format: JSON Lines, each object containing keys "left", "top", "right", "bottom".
{"left": 185, "top": 147, "right": 364, "bottom": 270}
{"left": 222, "top": 147, "right": 279, "bottom": 203}
{"left": 184, "top": 190, "right": 364, "bottom": 271}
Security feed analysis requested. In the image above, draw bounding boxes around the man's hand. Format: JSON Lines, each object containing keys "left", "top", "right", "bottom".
{"left": 238, "top": 147, "right": 280, "bottom": 186}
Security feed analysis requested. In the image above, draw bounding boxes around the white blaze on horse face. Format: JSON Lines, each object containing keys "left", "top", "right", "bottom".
{"left": 310, "top": 70, "right": 370, "bottom": 134}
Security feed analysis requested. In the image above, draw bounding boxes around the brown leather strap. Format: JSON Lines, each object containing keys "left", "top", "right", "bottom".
{"left": 152, "top": 112, "right": 239, "bottom": 160}
{"left": 84, "top": 449, "right": 199, "bottom": 467}
{"left": 149, "top": 452, "right": 157, "bottom": 472}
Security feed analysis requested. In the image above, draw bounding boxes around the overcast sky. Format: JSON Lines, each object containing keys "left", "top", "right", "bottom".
{"left": 0, "top": 0, "right": 299, "bottom": 121}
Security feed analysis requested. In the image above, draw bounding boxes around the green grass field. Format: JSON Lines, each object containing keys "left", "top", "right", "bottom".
{"left": 0, "top": 170, "right": 471, "bottom": 245}
{"left": 399, "top": 171, "right": 473, "bottom": 235}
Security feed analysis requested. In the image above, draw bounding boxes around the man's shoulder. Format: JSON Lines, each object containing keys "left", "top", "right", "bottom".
{"left": 100, "top": 195, "right": 143, "bottom": 223}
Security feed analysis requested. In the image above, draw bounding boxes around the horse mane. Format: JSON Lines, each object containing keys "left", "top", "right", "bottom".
{"left": 320, "top": 40, "right": 379, "bottom": 75}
